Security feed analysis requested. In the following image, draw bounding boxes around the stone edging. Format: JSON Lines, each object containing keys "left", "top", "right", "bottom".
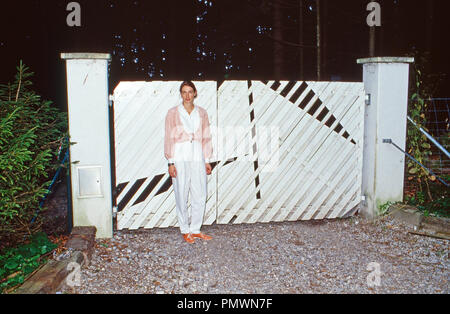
{"left": 389, "top": 204, "right": 450, "bottom": 239}
{"left": 13, "top": 227, "right": 96, "bottom": 294}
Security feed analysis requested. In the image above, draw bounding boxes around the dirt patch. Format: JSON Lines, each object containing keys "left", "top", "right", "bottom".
{"left": 41, "top": 178, "right": 69, "bottom": 237}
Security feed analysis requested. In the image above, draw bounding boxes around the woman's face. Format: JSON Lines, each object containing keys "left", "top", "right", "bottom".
{"left": 181, "top": 85, "right": 196, "bottom": 105}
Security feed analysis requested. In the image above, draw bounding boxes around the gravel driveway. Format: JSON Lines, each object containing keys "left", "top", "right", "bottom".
{"left": 60, "top": 215, "right": 449, "bottom": 294}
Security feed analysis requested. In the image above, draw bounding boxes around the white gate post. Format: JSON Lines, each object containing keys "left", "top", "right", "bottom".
{"left": 357, "top": 57, "right": 414, "bottom": 219}
{"left": 61, "top": 53, "right": 113, "bottom": 238}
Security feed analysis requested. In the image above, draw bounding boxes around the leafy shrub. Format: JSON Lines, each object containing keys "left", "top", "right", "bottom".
{"left": 0, "top": 61, "right": 67, "bottom": 245}
{"left": 406, "top": 57, "right": 434, "bottom": 200}
{"left": 0, "top": 232, "right": 57, "bottom": 293}
{"left": 404, "top": 51, "right": 449, "bottom": 217}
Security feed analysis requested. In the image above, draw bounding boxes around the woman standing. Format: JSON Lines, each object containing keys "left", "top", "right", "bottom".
{"left": 164, "top": 81, "right": 213, "bottom": 244}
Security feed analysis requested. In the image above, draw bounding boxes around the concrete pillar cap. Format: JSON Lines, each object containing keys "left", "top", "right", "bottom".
{"left": 357, "top": 57, "right": 414, "bottom": 64}
{"left": 60, "top": 52, "right": 111, "bottom": 60}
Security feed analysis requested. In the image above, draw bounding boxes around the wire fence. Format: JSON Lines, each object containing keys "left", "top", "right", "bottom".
{"left": 424, "top": 98, "right": 450, "bottom": 176}
{"left": 404, "top": 98, "right": 450, "bottom": 196}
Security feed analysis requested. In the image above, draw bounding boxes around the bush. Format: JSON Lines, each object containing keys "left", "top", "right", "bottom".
{"left": 0, "top": 232, "right": 57, "bottom": 293}
{"left": 0, "top": 61, "right": 67, "bottom": 245}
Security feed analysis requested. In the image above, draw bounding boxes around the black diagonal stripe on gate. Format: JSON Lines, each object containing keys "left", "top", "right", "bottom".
{"left": 307, "top": 98, "right": 323, "bottom": 116}
{"left": 114, "top": 182, "right": 129, "bottom": 208}
{"left": 262, "top": 81, "right": 357, "bottom": 145}
{"left": 289, "top": 82, "right": 308, "bottom": 104}
{"left": 223, "top": 157, "right": 238, "bottom": 166}
{"left": 280, "top": 81, "right": 296, "bottom": 97}
{"left": 133, "top": 174, "right": 165, "bottom": 206}
{"left": 316, "top": 107, "right": 329, "bottom": 122}
{"left": 270, "top": 81, "right": 281, "bottom": 91}
{"left": 155, "top": 176, "right": 173, "bottom": 195}
{"left": 298, "top": 90, "right": 315, "bottom": 110}
{"left": 117, "top": 178, "right": 146, "bottom": 212}
{"left": 248, "top": 81, "right": 261, "bottom": 200}
{"left": 217, "top": 79, "right": 225, "bottom": 92}
{"left": 116, "top": 182, "right": 129, "bottom": 197}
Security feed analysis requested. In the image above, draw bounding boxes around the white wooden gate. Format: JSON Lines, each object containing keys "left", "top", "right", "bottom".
{"left": 112, "top": 80, "right": 365, "bottom": 230}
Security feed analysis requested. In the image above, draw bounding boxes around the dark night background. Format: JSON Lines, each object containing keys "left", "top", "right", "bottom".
{"left": 0, "top": 0, "right": 448, "bottom": 112}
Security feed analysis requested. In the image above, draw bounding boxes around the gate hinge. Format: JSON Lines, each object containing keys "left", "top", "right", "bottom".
{"left": 365, "top": 94, "right": 371, "bottom": 106}
{"left": 361, "top": 195, "right": 367, "bottom": 207}
{"left": 109, "top": 94, "right": 114, "bottom": 107}
{"left": 112, "top": 206, "right": 118, "bottom": 218}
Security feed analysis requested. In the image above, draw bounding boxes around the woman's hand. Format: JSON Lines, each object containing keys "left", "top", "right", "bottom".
{"left": 169, "top": 165, "right": 177, "bottom": 178}
{"left": 205, "top": 163, "right": 212, "bottom": 175}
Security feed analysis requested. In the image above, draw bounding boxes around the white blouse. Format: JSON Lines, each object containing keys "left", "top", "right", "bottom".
{"left": 172, "top": 104, "right": 204, "bottom": 162}
{"left": 177, "top": 104, "right": 200, "bottom": 137}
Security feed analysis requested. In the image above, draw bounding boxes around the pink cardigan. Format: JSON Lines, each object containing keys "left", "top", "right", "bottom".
{"left": 164, "top": 105, "right": 213, "bottom": 162}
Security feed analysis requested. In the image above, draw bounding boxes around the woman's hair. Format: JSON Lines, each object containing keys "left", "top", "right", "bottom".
{"left": 179, "top": 81, "right": 197, "bottom": 98}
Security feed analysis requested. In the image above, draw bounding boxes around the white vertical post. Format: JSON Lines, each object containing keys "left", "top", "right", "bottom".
{"left": 357, "top": 57, "right": 414, "bottom": 218}
{"left": 61, "top": 53, "right": 113, "bottom": 238}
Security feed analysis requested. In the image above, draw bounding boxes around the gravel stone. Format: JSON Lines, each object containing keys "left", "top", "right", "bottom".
{"left": 60, "top": 215, "right": 449, "bottom": 294}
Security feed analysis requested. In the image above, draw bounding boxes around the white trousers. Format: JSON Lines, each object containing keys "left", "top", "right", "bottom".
{"left": 172, "top": 160, "right": 207, "bottom": 234}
